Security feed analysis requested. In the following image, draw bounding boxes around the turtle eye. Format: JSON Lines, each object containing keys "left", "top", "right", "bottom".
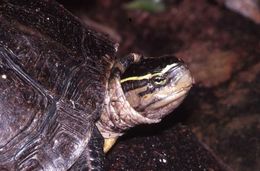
{"left": 153, "top": 76, "right": 166, "bottom": 85}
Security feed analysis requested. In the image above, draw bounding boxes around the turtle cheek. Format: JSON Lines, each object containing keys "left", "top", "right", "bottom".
{"left": 140, "top": 94, "right": 154, "bottom": 107}
{"left": 124, "top": 86, "right": 146, "bottom": 110}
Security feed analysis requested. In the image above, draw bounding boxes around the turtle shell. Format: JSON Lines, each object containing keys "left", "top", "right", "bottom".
{"left": 0, "top": 0, "right": 117, "bottom": 170}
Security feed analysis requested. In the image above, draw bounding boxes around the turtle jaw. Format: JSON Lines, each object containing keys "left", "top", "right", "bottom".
{"left": 138, "top": 65, "right": 194, "bottom": 120}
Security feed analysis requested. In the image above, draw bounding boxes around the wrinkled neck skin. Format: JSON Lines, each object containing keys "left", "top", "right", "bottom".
{"left": 96, "top": 75, "right": 159, "bottom": 139}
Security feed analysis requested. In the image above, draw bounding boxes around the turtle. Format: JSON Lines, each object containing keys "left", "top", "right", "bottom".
{"left": 0, "top": 0, "right": 193, "bottom": 170}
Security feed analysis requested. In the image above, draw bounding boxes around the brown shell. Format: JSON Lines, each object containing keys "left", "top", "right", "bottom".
{"left": 0, "top": 0, "right": 116, "bottom": 170}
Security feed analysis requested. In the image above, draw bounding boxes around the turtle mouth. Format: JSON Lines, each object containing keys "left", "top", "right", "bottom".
{"left": 143, "top": 67, "right": 193, "bottom": 110}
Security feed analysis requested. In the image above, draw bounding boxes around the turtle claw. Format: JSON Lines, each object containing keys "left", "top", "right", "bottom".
{"left": 103, "top": 137, "right": 118, "bottom": 153}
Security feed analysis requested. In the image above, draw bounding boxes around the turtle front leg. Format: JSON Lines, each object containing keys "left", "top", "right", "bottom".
{"left": 113, "top": 53, "right": 142, "bottom": 76}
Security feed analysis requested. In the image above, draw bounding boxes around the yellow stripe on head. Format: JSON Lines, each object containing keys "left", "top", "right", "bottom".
{"left": 120, "top": 63, "right": 177, "bottom": 83}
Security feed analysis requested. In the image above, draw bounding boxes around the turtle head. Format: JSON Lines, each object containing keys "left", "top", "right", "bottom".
{"left": 96, "top": 54, "right": 193, "bottom": 152}
{"left": 121, "top": 56, "right": 193, "bottom": 120}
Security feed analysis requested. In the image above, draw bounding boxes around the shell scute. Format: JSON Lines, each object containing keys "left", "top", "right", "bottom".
{"left": 0, "top": 0, "right": 117, "bottom": 170}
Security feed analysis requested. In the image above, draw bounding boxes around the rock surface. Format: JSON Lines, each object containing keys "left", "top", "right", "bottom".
{"left": 106, "top": 125, "right": 231, "bottom": 170}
